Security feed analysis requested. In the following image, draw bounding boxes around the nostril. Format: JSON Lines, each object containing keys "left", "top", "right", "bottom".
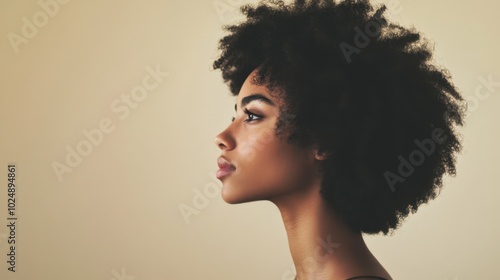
{"left": 218, "top": 142, "right": 227, "bottom": 150}
{"left": 215, "top": 130, "right": 234, "bottom": 151}
{"left": 215, "top": 136, "right": 225, "bottom": 150}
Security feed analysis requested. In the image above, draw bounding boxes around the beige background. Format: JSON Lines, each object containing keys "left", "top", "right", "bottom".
{"left": 0, "top": 0, "right": 498, "bottom": 279}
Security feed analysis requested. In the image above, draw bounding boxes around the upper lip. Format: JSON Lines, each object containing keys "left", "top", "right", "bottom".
{"left": 217, "top": 156, "right": 236, "bottom": 170}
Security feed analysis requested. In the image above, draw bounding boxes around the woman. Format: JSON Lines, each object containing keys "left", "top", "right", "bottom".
{"left": 212, "top": 0, "right": 466, "bottom": 279}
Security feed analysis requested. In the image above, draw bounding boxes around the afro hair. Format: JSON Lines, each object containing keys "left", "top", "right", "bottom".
{"left": 212, "top": 0, "right": 467, "bottom": 235}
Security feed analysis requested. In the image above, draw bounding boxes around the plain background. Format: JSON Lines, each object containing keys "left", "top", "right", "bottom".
{"left": 0, "top": 0, "right": 498, "bottom": 279}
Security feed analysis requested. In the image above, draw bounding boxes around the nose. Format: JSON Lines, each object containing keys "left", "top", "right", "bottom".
{"left": 214, "top": 126, "right": 235, "bottom": 151}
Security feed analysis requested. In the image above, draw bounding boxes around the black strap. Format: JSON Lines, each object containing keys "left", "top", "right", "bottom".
{"left": 346, "top": 276, "right": 388, "bottom": 280}
{"left": 294, "top": 276, "right": 387, "bottom": 280}
{"left": 295, "top": 275, "right": 387, "bottom": 280}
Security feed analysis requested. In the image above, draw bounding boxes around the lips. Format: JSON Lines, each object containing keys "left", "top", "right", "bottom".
{"left": 216, "top": 156, "right": 236, "bottom": 179}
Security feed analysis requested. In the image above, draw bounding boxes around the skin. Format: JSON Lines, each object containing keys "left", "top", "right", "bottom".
{"left": 214, "top": 69, "right": 393, "bottom": 280}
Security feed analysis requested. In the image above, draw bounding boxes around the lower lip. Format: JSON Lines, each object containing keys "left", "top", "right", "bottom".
{"left": 216, "top": 168, "right": 235, "bottom": 179}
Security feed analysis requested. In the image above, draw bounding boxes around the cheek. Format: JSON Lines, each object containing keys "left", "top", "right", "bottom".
{"left": 237, "top": 139, "right": 312, "bottom": 197}
{"left": 261, "top": 148, "right": 313, "bottom": 191}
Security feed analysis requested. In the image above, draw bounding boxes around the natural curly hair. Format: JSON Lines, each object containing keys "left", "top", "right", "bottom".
{"left": 212, "top": 0, "right": 466, "bottom": 235}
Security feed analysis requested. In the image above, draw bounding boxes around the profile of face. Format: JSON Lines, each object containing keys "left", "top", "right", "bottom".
{"left": 214, "top": 70, "right": 324, "bottom": 205}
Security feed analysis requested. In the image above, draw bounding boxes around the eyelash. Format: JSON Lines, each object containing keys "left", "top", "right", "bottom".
{"left": 231, "top": 108, "right": 262, "bottom": 123}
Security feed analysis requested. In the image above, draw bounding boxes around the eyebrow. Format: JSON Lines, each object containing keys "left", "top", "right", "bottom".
{"left": 234, "top": 93, "right": 276, "bottom": 111}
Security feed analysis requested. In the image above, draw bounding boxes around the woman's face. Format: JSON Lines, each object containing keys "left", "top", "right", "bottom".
{"left": 214, "top": 70, "right": 322, "bottom": 204}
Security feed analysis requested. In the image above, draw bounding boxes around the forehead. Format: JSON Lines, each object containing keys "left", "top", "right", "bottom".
{"left": 239, "top": 70, "right": 270, "bottom": 96}
{"left": 235, "top": 70, "right": 282, "bottom": 111}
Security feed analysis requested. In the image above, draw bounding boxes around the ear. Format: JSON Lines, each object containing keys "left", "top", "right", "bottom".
{"left": 315, "top": 152, "right": 327, "bottom": 160}
{"left": 313, "top": 146, "right": 329, "bottom": 161}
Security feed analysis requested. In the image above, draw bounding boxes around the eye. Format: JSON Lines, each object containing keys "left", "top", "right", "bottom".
{"left": 231, "top": 109, "right": 263, "bottom": 123}
{"left": 243, "top": 108, "right": 262, "bottom": 123}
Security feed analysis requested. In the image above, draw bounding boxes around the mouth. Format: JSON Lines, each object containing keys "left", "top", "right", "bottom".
{"left": 216, "top": 156, "right": 236, "bottom": 180}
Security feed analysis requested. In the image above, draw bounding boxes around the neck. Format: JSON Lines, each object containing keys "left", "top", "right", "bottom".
{"left": 271, "top": 185, "right": 387, "bottom": 280}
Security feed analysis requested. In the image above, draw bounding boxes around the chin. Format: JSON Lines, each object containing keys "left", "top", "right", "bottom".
{"left": 221, "top": 191, "right": 249, "bottom": 204}
{"left": 220, "top": 185, "right": 240, "bottom": 204}
{"left": 221, "top": 186, "right": 259, "bottom": 204}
